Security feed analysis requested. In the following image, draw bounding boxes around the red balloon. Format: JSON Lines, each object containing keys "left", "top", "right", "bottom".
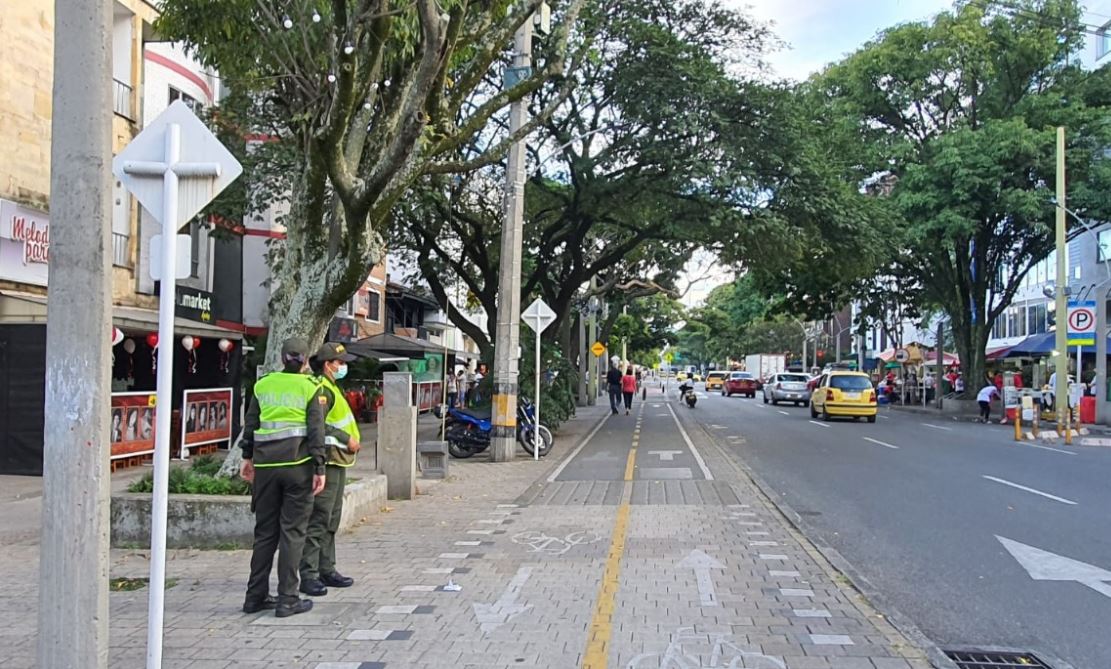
{"left": 146, "top": 333, "right": 159, "bottom": 349}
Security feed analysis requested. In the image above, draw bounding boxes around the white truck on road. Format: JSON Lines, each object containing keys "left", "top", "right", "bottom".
{"left": 744, "top": 354, "right": 786, "bottom": 382}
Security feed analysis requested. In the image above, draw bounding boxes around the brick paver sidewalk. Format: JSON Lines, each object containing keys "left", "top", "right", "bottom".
{"left": 1, "top": 393, "right": 935, "bottom": 669}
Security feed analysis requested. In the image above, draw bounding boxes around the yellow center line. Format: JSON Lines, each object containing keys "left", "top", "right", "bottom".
{"left": 583, "top": 430, "right": 636, "bottom": 669}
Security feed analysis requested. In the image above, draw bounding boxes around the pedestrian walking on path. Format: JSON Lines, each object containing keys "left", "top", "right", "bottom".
{"left": 239, "top": 338, "right": 327, "bottom": 618}
{"left": 621, "top": 367, "right": 637, "bottom": 415}
{"left": 300, "top": 342, "right": 361, "bottom": 597}
{"left": 977, "top": 383, "right": 999, "bottom": 423}
{"left": 606, "top": 361, "right": 623, "bottom": 415}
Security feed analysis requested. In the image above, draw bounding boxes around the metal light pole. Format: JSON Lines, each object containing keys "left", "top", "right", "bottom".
{"left": 39, "top": 1, "right": 113, "bottom": 666}
{"left": 1054, "top": 127, "right": 1069, "bottom": 432}
{"left": 490, "top": 15, "right": 535, "bottom": 461}
{"left": 577, "top": 310, "right": 588, "bottom": 407}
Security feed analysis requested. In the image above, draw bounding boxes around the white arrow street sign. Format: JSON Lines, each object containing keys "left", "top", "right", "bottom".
{"left": 521, "top": 298, "right": 556, "bottom": 460}
{"left": 997, "top": 536, "right": 1111, "bottom": 599}
{"left": 522, "top": 297, "right": 556, "bottom": 333}
{"left": 649, "top": 450, "right": 683, "bottom": 462}
{"left": 473, "top": 565, "right": 534, "bottom": 633}
{"left": 112, "top": 100, "right": 242, "bottom": 669}
{"left": 679, "top": 549, "right": 726, "bottom": 607}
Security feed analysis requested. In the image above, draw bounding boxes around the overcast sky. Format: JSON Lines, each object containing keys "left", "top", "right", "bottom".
{"left": 729, "top": 0, "right": 954, "bottom": 80}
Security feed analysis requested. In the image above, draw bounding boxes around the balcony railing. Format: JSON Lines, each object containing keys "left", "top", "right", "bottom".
{"left": 113, "top": 79, "right": 134, "bottom": 121}
{"left": 112, "top": 233, "right": 132, "bottom": 268}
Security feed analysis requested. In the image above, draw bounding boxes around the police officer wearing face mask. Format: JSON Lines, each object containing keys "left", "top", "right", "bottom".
{"left": 299, "top": 342, "right": 361, "bottom": 596}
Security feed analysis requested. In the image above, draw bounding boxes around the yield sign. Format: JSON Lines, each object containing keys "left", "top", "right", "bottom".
{"left": 522, "top": 297, "right": 556, "bottom": 333}
{"left": 997, "top": 536, "right": 1111, "bottom": 599}
{"left": 112, "top": 100, "right": 242, "bottom": 228}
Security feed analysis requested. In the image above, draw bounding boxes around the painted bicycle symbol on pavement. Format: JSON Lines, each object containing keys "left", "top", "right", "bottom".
{"left": 627, "top": 627, "right": 786, "bottom": 669}
{"left": 511, "top": 530, "right": 601, "bottom": 556}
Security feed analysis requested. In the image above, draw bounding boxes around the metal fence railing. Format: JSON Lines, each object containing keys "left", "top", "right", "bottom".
{"left": 113, "top": 79, "right": 134, "bottom": 121}
{"left": 112, "top": 232, "right": 131, "bottom": 268}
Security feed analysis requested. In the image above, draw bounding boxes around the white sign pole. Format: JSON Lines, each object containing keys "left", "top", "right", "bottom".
{"left": 535, "top": 329, "right": 541, "bottom": 460}
{"left": 122, "top": 123, "right": 223, "bottom": 669}
{"left": 147, "top": 124, "right": 181, "bottom": 669}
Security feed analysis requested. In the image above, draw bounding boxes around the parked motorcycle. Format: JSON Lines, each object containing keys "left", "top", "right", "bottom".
{"left": 444, "top": 398, "right": 552, "bottom": 459}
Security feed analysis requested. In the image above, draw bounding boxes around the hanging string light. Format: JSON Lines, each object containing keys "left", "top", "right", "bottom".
{"left": 282, "top": 15, "right": 294, "bottom": 29}
{"left": 312, "top": 10, "right": 321, "bottom": 23}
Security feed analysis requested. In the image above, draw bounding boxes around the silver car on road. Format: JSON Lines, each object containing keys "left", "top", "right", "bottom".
{"left": 762, "top": 373, "right": 811, "bottom": 406}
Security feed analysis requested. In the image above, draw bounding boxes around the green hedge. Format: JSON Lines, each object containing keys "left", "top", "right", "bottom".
{"left": 128, "top": 455, "right": 249, "bottom": 496}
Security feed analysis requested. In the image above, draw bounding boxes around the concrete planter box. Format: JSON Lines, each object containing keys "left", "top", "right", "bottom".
{"left": 111, "top": 474, "right": 388, "bottom": 549}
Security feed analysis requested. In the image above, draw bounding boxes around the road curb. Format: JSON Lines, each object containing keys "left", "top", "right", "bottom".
{"left": 680, "top": 411, "right": 958, "bottom": 669}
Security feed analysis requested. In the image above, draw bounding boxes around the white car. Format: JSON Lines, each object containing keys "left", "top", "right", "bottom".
{"left": 762, "top": 372, "right": 812, "bottom": 406}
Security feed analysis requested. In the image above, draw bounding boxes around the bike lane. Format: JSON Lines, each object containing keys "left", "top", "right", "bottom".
{"left": 571, "top": 388, "right": 937, "bottom": 669}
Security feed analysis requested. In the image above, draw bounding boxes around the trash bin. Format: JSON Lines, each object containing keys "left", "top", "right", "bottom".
{"left": 1080, "top": 395, "right": 1096, "bottom": 424}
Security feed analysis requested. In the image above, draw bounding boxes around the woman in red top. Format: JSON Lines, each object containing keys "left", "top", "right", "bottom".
{"left": 621, "top": 368, "right": 638, "bottom": 415}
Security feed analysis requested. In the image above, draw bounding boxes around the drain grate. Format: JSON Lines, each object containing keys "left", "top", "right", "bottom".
{"left": 944, "top": 649, "right": 1051, "bottom": 668}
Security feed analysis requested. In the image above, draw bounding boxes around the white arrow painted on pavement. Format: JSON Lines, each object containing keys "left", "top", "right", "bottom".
{"left": 472, "top": 565, "right": 533, "bottom": 633}
{"left": 679, "top": 549, "right": 725, "bottom": 607}
{"left": 997, "top": 536, "right": 1111, "bottom": 599}
{"left": 648, "top": 450, "right": 684, "bottom": 461}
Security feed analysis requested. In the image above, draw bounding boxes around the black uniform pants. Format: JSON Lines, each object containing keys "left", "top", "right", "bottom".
{"left": 246, "top": 462, "right": 315, "bottom": 604}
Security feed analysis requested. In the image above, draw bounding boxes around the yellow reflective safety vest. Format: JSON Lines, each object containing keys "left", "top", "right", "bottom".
{"left": 319, "top": 375, "right": 360, "bottom": 467}
{"left": 252, "top": 372, "right": 322, "bottom": 468}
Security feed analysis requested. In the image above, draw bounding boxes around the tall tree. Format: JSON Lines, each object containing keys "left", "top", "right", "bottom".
{"left": 758, "top": 0, "right": 1111, "bottom": 389}
{"left": 390, "top": 0, "right": 775, "bottom": 359}
{"left": 158, "top": 0, "right": 586, "bottom": 365}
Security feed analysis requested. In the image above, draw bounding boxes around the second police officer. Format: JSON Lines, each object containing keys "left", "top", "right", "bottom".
{"left": 300, "top": 342, "right": 361, "bottom": 596}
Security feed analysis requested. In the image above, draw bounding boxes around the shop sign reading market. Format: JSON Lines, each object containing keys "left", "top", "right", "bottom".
{"left": 0, "top": 198, "right": 49, "bottom": 286}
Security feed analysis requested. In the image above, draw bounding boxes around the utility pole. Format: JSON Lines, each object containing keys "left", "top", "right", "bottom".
{"left": 39, "top": 0, "right": 113, "bottom": 667}
{"left": 1054, "top": 127, "right": 1069, "bottom": 431}
{"left": 621, "top": 305, "right": 628, "bottom": 362}
{"left": 588, "top": 284, "right": 599, "bottom": 403}
{"left": 490, "top": 15, "right": 534, "bottom": 461}
{"left": 577, "top": 312, "right": 588, "bottom": 407}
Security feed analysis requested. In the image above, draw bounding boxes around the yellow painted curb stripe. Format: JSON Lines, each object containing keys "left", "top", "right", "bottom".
{"left": 623, "top": 448, "right": 636, "bottom": 481}
{"left": 582, "top": 501, "right": 630, "bottom": 669}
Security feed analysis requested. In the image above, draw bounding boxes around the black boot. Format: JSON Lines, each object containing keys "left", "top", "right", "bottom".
{"left": 242, "top": 595, "right": 278, "bottom": 614}
{"left": 275, "top": 598, "right": 314, "bottom": 618}
{"left": 321, "top": 571, "right": 354, "bottom": 588}
{"left": 299, "top": 578, "right": 328, "bottom": 596}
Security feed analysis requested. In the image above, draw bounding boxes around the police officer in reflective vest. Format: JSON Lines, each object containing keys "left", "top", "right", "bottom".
{"left": 239, "top": 338, "right": 327, "bottom": 618}
{"left": 299, "top": 342, "right": 361, "bottom": 596}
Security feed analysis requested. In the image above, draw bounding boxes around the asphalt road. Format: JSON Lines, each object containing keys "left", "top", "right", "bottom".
{"left": 683, "top": 385, "right": 1111, "bottom": 669}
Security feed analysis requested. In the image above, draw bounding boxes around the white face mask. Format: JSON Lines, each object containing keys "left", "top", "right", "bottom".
{"left": 334, "top": 363, "right": 349, "bottom": 379}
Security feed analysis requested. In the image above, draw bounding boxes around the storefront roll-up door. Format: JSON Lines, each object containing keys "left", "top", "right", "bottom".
{"left": 0, "top": 324, "right": 47, "bottom": 475}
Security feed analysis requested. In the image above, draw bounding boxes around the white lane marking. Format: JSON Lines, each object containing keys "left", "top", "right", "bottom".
{"left": 778, "top": 410, "right": 790, "bottom": 415}
{"left": 879, "top": 415, "right": 890, "bottom": 420}
{"left": 472, "top": 565, "right": 533, "bottom": 633}
{"left": 680, "top": 549, "right": 725, "bottom": 607}
{"left": 455, "top": 541, "right": 482, "bottom": 546}
{"left": 755, "top": 403, "right": 766, "bottom": 409}
{"left": 1027, "top": 443, "right": 1077, "bottom": 455}
{"left": 922, "top": 423, "right": 951, "bottom": 431}
{"left": 863, "top": 437, "right": 899, "bottom": 450}
{"left": 648, "top": 450, "right": 684, "bottom": 461}
{"left": 749, "top": 541, "right": 779, "bottom": 547}
{"left": 467, "top": 529, "right": 495, "bottom": 535}
{"left": 496, "top": 504, "right": 519, "bottom": 508}
{"left": 981, "top": 475, "right": 1078, "bottom": 505}
{"left": 746, "top": 531, "right": 770, "bottom": 536}
{"left": 546, "top": 413, "right": 609, "bottom": 482}
{"left": 997, "top": 535, "right": 1111, "bottom": 600}
{"left": 666, "top": 403, "right": 714, "bottom": 480}
{"left": 809, "top": 421, "right": 830, "bottom": 428}
{"left": 438, "top": 552, "right": 470, "bottom": 559}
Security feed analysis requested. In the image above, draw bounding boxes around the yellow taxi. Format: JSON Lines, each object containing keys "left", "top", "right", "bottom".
{"left": 809, "top": 371, "right": 877, "bottom": 422}
{"left": 705, "top": 371, "right": 727, "bottom": 392}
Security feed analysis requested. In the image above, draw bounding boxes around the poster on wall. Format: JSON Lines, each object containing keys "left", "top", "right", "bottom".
{"left": 180, "top": 387, "right": 233, "bottom": 457}
{"left": 415, "top": 381, "right": 443, "bottom": 412}
{"left": 110, "top": 392, "right": 157, "bottom": 460}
